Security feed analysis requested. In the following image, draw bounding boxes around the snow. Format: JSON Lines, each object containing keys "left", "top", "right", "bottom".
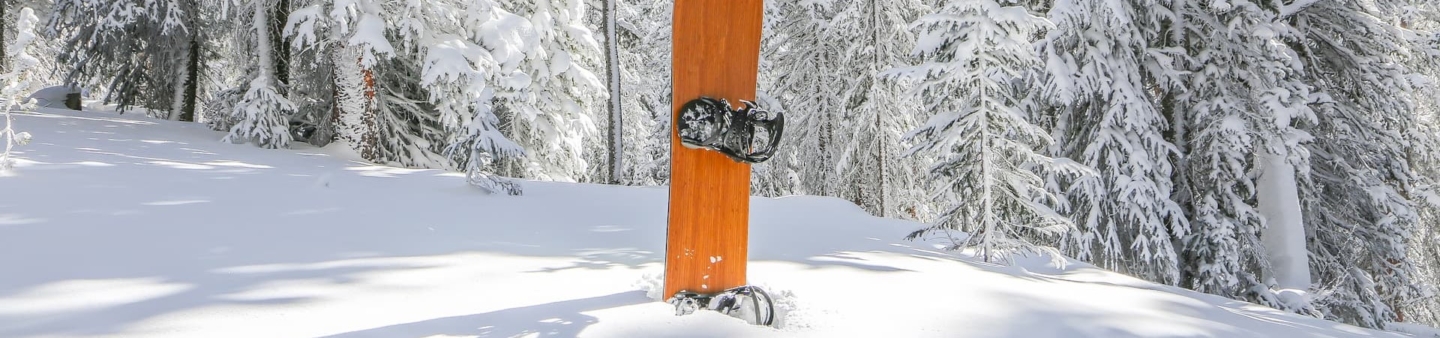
{"left": 0, "top": 108, "right": 1432, "bottom": 337}
{"left": 1390, "top": 322, "right": 1440, "bottom": 338}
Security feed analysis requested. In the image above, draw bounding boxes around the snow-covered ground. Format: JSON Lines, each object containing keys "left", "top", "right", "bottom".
{"left": 0, "top": 108, "right": 1432, "bottom": 337}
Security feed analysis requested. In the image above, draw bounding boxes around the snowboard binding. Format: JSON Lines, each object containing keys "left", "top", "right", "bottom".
{"left": 676, "top": 97, "right": 785, "bottom": 164}
{"left": 668, "top": 285, "right": 776, "bottom": 326}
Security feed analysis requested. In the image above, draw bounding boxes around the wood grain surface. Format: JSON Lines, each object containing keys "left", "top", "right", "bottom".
{"left": 664, "top": 0, "right": 766, "bottom": 298}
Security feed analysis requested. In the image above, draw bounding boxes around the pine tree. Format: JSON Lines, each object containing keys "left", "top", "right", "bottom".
{"left": 1, "top": 7, "right": 40, "bottom": 171}
{"left": 495, "top": 0, "right": 604, "bottom": 182}
{"left": 221, "top": 0, "right": 295, "bottom": 149}
{"left": 1037, "top": 0, "right": 1189, "bottom": 284}
{"left": 1173, "top": 0, "right": 1262, "bottom": 302}
{"left": 762, "top": 0, "right": 848, "bottom": 197}
{"left": 1393, "top": 1, "right": 1440, "bottom": 327}
{"left": 751, "top": 0, "right": 934, "bottom": 219}
{"left": 750, "top": 0, "right": 796, "bottom": 197}
{"left": 614, "top": 0, "right": 671, "bottom": 186}
{"left": 893, "top": 0, "right": 1084, "bottom": 264}
{"left": 47, "top": 0, "right": 206, "bottom": 120}
{"left": 281, "top": 1, "right": 338, "bottom": 146}
{"left": 1284, "top": 0, "right": 1434, "bottom": 327}
{"left": 281, "top": 0, "right": 457, "bottom": 167}
{"left": 828, "top": 0, "right": 930, "bottom": 219}
{"left": 1171, "top": 0, "right": 1316, "bottom": 309}
{"left": 420, "top": 0, "right": 532, "bottom": 194}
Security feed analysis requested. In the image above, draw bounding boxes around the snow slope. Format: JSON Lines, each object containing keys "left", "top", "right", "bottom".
{"left": 0, "top": 108, "right": 1428, "bottom": 337}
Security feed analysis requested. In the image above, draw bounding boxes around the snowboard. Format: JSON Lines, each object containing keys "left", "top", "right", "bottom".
{"left": 664, "top": 0, "right": 767, "bottom": 299}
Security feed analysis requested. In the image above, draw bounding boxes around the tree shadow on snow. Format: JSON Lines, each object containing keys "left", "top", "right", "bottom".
{"left": 0, "top": 261, "right": 444, "bottom": 337}
{"left": 320, "top": 291, "right": 650, "bottom": 338}
{"left": 971, "top": 286, "right": 1403, "bottom": 338}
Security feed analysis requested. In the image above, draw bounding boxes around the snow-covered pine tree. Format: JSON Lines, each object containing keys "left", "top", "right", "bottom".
{"left": 3, "top": 2, "right": 63, "bottom": 84}
{"left": 369, "top": 4, "right": 466, "bottom": 169}
{"left": 1170, "top": 0, "right": 1318, "bottom": 311}
{"left": 495, "top": 0, "right": 605, "bottom": 182}
{"left": 198, "top": 0, "right": 258, "bottom": 132}
{"left": 750, "top": 0, "right": 933, "bottom": 219}
{"left": 281, "top": 1, "right": 338, "bottom": 146}
{"left": 614, "top": 0, "right": 671, "bottom": 186}
{"left": 1036, "top": 0, "right": 1189, "bottom": 285}
{"left": 47, "top": 0, "right": 206, "bottom": 120}
{"left": 221, "top": 0, "right": 295, "bottom": 149}
{"left": 826, "top": 0, "right": 930, "bottom": 219}
{"left": 761, "top": 0, "right": 848, "bottom": 197}
{"left": 892, "top": 0, "right": 1083, "bottom": 264}
{"left": 281, "top": 0, "right": 454, "bottom": 167}
{"left": 1390, "top": 0, "right": 1440, "bottom": 327}
{"left": 1283, "top": 0, "right": 1435, "bottom": 327}
{"left": 419, "top": 0, "right": 531, "bottom": 194}
{"left": 750, "top": 0, "right": 792, "bottom": 197}
{"left": 577, "top": 0, "right": 611, "bottom": 184}
{"left": 0, "top": 6, "right": 40, "bottom": 171}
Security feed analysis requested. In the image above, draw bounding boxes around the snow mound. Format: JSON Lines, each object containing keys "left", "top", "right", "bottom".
{"left": 24, "top": 86, "right": 81, "bottom": 109}
{"left": 0, "top": 109, "right": 1432, "bottom": 337}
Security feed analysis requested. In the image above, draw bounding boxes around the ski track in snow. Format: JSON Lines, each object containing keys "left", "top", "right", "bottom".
{"left": 0, "top": 108, "right": 1426, "bottom": 337}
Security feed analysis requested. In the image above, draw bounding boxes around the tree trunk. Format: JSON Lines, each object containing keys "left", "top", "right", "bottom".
{"left": 871, "top": 0, "right": 885, "bottom": 218}
{"left": 1, "top": 0, "right": 7, "bottom": 73}
{"left": 179, "top": 38, "right": 200, "bottom": 122}
{"left": 169, "top": 33, "right": 200, "bottom": 122}
{"left": 168, "top": 65, "right": 186, "bottom": 120}
{"left": 270, "top": 0, "right": 291, "bottom": 89}
{"left": 604, "top": 0, "right": 622, "bottom": 185}
{"left": 360, "top": 61, "right": 378, "bottom": 161}
{"left": 332, "top": 46, "right": 380, "bottom": 162}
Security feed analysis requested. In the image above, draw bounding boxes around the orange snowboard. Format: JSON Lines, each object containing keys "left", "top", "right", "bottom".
{"left": 664, "top": 0, "right": 766, "bottom": 298}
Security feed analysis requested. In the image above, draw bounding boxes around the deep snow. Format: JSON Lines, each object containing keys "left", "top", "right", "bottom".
{"left": 0, "top": 108, "right": 1432, "bottom": 337}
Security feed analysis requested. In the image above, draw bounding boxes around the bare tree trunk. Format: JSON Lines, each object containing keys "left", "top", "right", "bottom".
{"left": 871, "top": 0, "right": 886, "bottom": 217}
{"left": 270, "top": 0, "right": 291, "bottom": 89}
{"left": 2, "top": 0, "right": 8, "bottom": 73}
{"left": 604, "top": 0, "right": 622, "bottom": 184}
{"left": 179, "top": 38, "right": 200, "bottom": 122}
{"left": 174, "top": 1, "right": 201, "bottom": 122}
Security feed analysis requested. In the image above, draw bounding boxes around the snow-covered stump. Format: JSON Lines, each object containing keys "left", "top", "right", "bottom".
{"left": 1259, "top": 153, "right": 1311, "bottom": 291}
{"left": 24, "top": 86, "right": 81, "bottom": 110}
